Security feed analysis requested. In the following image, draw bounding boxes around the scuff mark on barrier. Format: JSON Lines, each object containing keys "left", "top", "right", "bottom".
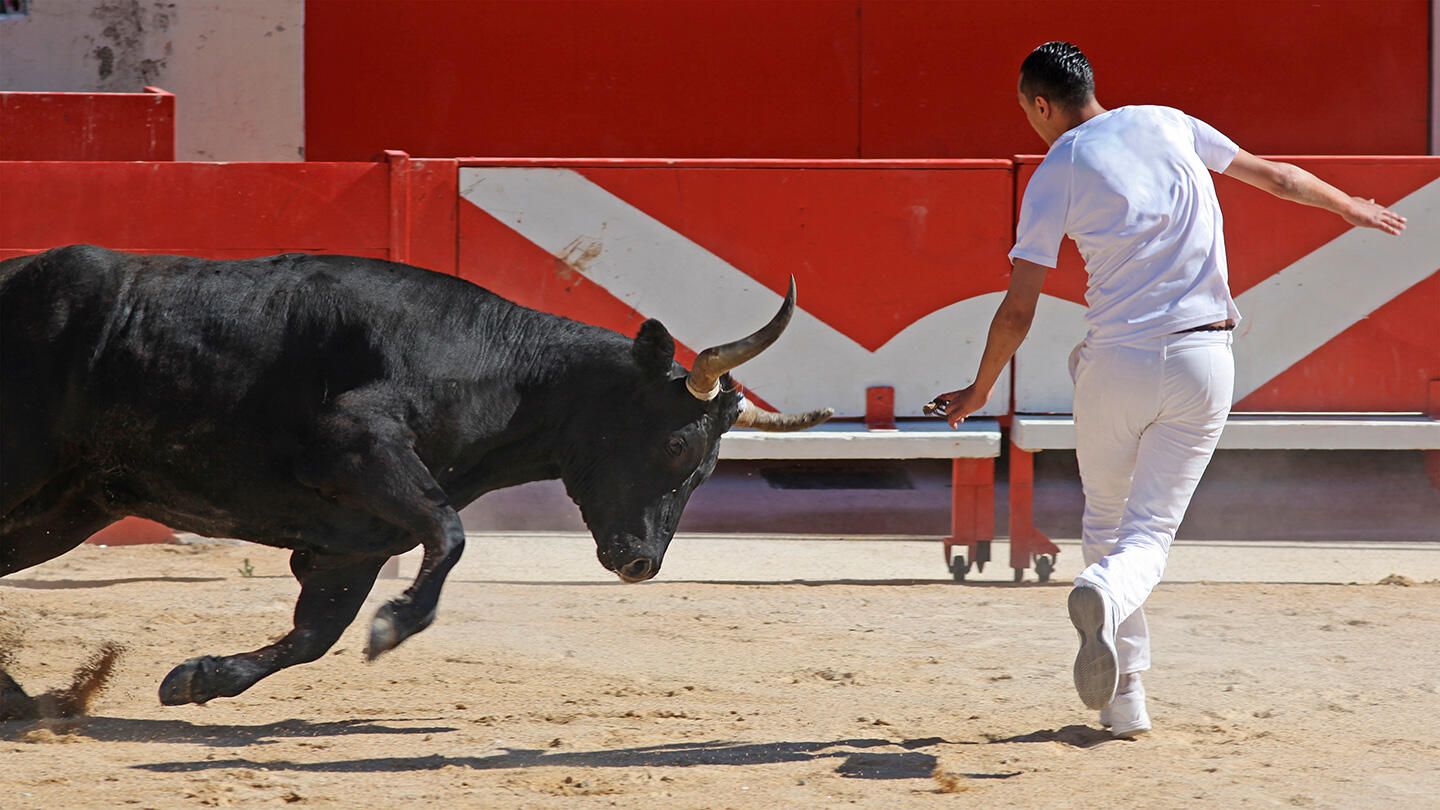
{"left": 559, "top": 236, "right": 605, "bottom": 276}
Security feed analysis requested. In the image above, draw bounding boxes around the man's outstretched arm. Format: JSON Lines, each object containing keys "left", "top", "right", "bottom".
{"left": 1223, "top": 150, "right": 1408, "bottom": 235}
{"left": 931, "top": 258, "right": 1049, "bottom": 427}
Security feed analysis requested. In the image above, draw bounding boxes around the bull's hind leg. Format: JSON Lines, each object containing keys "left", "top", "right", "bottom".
{"left": 0, "top": 478, "right": 115, "bottom": 576}
{"left": 158, "top": 550, "right": 387, "bottom": 705}
{"left": 2, "top": 484, "right": 116, "bottom": 717}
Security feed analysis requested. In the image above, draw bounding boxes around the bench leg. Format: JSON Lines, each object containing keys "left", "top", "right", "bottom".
{"left": 943, "top": 458, "right": 994, "bottom": 581}
{"left": 1428, "top": 381, "right": 1439, "bottom": 492}
{"left": 1007, "top": 441, "right": 1061, "bottom": 583}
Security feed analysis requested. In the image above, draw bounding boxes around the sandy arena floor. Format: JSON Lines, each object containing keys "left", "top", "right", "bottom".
{"left": 2, "top": 533, "right": 1438, "bottom": 809}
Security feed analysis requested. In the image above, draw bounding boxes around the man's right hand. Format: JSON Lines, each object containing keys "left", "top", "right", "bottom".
{"left": 929, "top": 384, "right": 993, "bottom": 429}
{"left": 1343, "top": 196, "right": 1407, "bottom": 236}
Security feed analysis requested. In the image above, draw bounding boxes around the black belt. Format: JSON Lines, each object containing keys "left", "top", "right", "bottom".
{"left": 1179, "top": 322, "right": 1236, "bottom": 333}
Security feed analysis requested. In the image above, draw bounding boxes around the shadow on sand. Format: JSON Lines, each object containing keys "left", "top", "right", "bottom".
{"left": 108, "top": 726, "right": 1112, "bottom": 780}
{"left": 0, "top": 576, "right": 226, "bottom": 590}
{"left": 0, "top": 716, "right": 457, "bottom": 746}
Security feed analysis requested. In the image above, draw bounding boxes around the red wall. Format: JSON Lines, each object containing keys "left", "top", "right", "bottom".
{"left": 305, "top": 0, "right": 1431, "bottom": 161}
{"left": 305, "top": 0, "right": 861, "bottom": 160}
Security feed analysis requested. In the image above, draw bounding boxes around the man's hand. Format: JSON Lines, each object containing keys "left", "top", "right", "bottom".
{"left": 1343, "top": 196, "right": 1407, "bottom": 236}
{"left": 929, "top": 383, "right": 993, "bottom": 429}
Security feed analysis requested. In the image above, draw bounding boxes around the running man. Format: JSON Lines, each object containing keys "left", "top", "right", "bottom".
{"left": 932, "top": 41, "right": 1406, "bottom": 737}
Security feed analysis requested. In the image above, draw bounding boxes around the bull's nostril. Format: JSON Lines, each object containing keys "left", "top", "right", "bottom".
{"left": 620, "top": 558, "right": 654, "bottom": 581}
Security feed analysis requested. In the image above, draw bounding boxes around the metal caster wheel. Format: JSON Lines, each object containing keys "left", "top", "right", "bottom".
{"left": 949, "top": 555, "right": 969, "bottom": 582}
{"left": 1035, "top": 554, "right": 1055, "bottom": 583}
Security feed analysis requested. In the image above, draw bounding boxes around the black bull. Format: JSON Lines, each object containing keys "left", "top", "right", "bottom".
{"left": 0, "top": 245, "right": 831, "bottom": 708}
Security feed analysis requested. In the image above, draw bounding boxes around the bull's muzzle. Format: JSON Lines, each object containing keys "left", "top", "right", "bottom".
{"left": 598, "top": 535, "right": 661, "bottom": 583}
{"left": 616, "top": 557, "right": 657, "bottom": 583}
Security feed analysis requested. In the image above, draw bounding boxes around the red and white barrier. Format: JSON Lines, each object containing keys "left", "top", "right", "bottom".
{"left": 3, "top": 154, "right": 1435, "bottom": 555}
{"left": 456, "top": 159, "right": 1015, "bottom": 418}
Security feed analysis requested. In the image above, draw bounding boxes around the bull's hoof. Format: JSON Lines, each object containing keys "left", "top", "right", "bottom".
{"left": 366, "top": 603, "right": 402, "bottom": 661}
{"left": 365, "top": 599, "right": 436, "bottom": 661}
{"left": 159, "top": 656, "right": 222, "bottom": 706}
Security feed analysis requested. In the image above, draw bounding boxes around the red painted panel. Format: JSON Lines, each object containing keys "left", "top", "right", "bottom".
{"left": 0, "top": 89, "right": 175, "bottom": 161}
{"left": 456, "top": 160, "right": 1017, "bottom": 416}
{"left": 864, "top": 0, "right": 1429, "bottom": 158}
{"left": 0, "top": 161, "right": 392, "bottom": 256}
{"left": 305, "top": 0, "right": 861, "bottom": 161}
{"left": 1218, "top": 159, "right": 1440, "bottom": 412}
{"left": 1014, "top": 156, "right": 1440, "bottom": 412}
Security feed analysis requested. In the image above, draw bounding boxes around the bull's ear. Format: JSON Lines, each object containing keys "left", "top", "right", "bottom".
{"left": 632, "top": 319, "right": 676, "bottom": 381}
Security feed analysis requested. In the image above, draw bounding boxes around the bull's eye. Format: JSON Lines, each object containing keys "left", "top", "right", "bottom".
{"left": 665, "top": 436, "right": 686, "bottom": 457}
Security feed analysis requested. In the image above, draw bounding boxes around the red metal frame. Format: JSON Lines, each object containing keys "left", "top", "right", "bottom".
{"left": 1006, "top": 440, "right": 1062, "bottom": 575}
{"left": 942, "top": 458, "right": 997, "bottom": 577}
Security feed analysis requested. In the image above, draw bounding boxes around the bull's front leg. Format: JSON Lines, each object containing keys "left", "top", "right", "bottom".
{"left": 158, "top": 550, "right": 385, "bottom": 705}
{"left": 365, "top": 507, "right": 464, "bottom": 659}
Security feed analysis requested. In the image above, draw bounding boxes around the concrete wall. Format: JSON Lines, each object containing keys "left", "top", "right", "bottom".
{"left": 0, "top": 0, "right": 304, "bottom": 161}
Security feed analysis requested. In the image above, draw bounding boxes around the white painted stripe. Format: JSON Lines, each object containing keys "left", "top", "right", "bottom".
{"left": 460, "top": 167, "right": 1010, "bottom": 418}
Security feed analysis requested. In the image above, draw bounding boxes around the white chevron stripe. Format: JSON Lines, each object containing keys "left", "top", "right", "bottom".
{"left": 460, "top": 167, "right": 1009, "bottom": 418}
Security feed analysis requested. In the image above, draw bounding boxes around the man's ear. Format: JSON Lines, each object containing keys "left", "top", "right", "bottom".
{"left": 1034, "top": 95, "right": 1052, "bottom": 119}
{"left": 632, "top": 319, "right": 676, "bottom": 381}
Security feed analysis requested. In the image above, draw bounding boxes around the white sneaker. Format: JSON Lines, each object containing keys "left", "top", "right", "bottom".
{"left": 1100, "top": 672, "right": 1151, "bottom": 738}
{"left": 1068, "top": 584, "right": 1119, "bottom": 710}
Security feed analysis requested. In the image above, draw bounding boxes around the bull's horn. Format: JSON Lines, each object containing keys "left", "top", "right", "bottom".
{"left": 732, "top": 399, "right": 834, "bottom": 432}
{"left": 686, "top": 276, "right": 796, "bottom": 401}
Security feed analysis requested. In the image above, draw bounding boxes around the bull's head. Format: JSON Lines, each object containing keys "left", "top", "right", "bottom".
{"left": 564, "top": 278, "right": 831, "bottom": 582}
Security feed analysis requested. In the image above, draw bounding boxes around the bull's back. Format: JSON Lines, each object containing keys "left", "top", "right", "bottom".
{"left": 1, "top": 246, "right": 485, "bottom": 509}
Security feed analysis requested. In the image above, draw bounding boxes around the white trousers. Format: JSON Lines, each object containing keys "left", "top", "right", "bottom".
{"left": 1070, "top": 330, "right": 1234, "bottom": 674}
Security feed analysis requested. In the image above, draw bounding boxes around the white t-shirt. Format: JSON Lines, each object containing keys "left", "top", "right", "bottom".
{"left": 1009, "top": 105, "right": 1242, "bottom": 347}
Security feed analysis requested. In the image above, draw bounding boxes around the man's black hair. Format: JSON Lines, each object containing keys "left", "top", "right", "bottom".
{"left": 1019, "top": 41, "right": 1094, "bottom": 109}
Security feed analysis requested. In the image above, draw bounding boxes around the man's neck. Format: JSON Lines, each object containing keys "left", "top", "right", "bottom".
{"left": 1058, "top": 100, "right": 1108, "bottom": 136}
